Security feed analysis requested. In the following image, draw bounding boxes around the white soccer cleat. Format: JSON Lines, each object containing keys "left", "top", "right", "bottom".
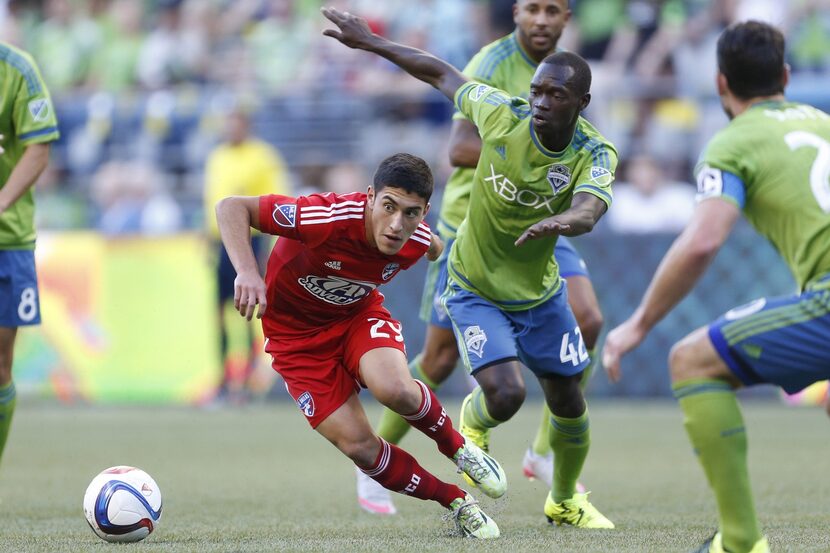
{"left": 355, "top": 467, "right": 397, "bottom": 515}
{"left": 447, "top": 493, "right": 500, "bottom": 539}
{"left": 521, "top": 447, "right": 586, "bottom": 493}
{"left": 454, "top": 440, "right": 507, "bottom": 499}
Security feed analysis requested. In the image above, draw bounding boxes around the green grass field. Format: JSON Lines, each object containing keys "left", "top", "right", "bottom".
{"left": 1, "top": 399, "right": 828, "bottom": 552}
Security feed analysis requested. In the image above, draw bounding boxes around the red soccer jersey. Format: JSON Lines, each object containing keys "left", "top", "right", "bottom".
{"left": 257, "top": 191, "right": 432, "bottom": 331}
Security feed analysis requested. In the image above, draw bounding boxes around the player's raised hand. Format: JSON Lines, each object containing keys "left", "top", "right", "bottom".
{"left": 321, "top": 7, "right": 375, "bottom": 50}
{"left": 602, "top": 318, "right": 647, "bottom": 383}
{"left": 515, "top": 217, "right": 571, "bottom": 247}
{"left": 233, "top": 270, "right": 268, "bottom": 321}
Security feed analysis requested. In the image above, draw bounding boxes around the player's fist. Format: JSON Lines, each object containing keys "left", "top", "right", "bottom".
{"left": 233, "top": 270, "right": 268, "bottom": 321}
{"left": 321, "top": 7, "right": 375, "bottom": 50}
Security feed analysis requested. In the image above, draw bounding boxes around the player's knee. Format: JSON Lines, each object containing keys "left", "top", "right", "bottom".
{"left": 668, "top": 340, "right": 704, "bottom": 383}
{"left": 421, "top": 344, "right": 459, "bottom": 384}
{"left": 376, "top": 378, "right": 420, "bottom": 414}
{"left": 483, "top": 383, "right": 526, "bottom": 420}
{"left": 338, "top": 435, "right": 381, "bottom": 467}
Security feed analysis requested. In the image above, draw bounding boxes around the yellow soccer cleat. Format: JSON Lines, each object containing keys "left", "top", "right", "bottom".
{"left": 544, "top": 491, "right": 614, "bottom": 529}
{"left": 457, "top": 394, "right": 492, "bottom": 488}
{"left": 693, "top": 531, "right": 770, "bottom": 553}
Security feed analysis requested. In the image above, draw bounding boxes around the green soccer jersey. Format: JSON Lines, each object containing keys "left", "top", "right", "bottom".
{"left": 0, "top": 42, "right": 60, "bottom": 250}
{"left": 696, "top": 101, "right": 830, "bottom": 290}
{"left": 438, "top": 32, "right": 543, "bottom": 239}
{"left": 450, "top": 82, "right": 617, "bottom": 310}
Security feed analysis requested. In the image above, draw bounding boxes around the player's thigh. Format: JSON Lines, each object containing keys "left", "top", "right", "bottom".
{"left": 563, "top": 275, "right": 603, "bottom": 347}
{"left": 440, "top": 279, "right": 519, "bottom": 376}
{"left": 314, "top": 393, "right": 380, "bottom": 465}
{"left": 265, "top": 326, "right": 359, "bottom": 429}
{"left": 707, "top": 290, "right": 830, "bottom": 394}
{"left": 345, "top": 307, "right": 412, "bottom": 397}
{"left": 0, "top": 250, "right": 41, "bottom": 328}
{"left": 420, "top": 323, "right": 460, "bottom": 383}
{"left": 514, "top": 282, "right": 590, "bottom": 378}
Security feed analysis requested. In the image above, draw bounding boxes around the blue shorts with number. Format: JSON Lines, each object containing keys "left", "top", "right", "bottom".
{"left": 420, "top": 236, "right": 590, "bottom": 329}
{"left": 0, "top": 250, "right": 41, "bottom": 327}
{"left": 440, "top": 278, "right": 590, "bottom": 377}
{"left": 708, "top": 274, "right": 830, "bottom": 394}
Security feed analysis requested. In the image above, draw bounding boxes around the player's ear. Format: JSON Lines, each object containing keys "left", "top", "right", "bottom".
{"left": 512, "top": 2, "right": 519, "bottom": 24}
{"left": 716, "top": 72, "right": 728, "bottom": 97}
{"left": 579, "top": 92, "right": 591, "bottom": 112}
{"left": 782, "top": 63, "right": 790, "bottom": 89}
{"left": 422, "top": 202, "right": 431, "bottom": 218}
{"left": 367, "top": 185, "right": 375, "bottom": 207}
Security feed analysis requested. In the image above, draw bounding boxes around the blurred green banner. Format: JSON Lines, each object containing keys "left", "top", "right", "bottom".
{"left": 15, "top": 232, "right": 220, "bottom": 403}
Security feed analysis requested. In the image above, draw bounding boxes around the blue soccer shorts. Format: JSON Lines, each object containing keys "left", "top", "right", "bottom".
{"left": 440, "top": 278, "right": 590, "bottom": 377}
{"left": 708, "top": 274, "right": 830, "bottom": 394}
{"left": 421, "top": 236, "right": 590, "bottom": 330}
{"left": 0, "top": 250, "right": 41, "bottom": 327}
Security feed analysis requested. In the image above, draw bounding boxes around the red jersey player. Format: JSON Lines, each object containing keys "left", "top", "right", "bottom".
{"left": 215, "top": 153, "right": 505, "bottom": 538}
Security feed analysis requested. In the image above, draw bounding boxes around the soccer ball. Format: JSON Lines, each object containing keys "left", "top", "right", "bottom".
{"left": 83, "top": 466, "right": 163, "bottom": 543}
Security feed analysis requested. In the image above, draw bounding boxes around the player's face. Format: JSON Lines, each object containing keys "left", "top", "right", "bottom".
{"left": 513, "top": 0, "right": 570, "bottom": 59}
{"left": 528, "top": 63, "right": 588, "bottom": 133}
{"left": 367, "top": 186, "right": 430, "bottom": 255}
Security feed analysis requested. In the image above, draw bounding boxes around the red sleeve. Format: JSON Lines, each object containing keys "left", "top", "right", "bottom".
{"left": 259, "top": 193, "right": 354, "bottom": 247}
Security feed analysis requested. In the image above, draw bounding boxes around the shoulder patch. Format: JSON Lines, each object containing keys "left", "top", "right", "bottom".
{"left": 28, "top": 99, "right": 50, "bottom": 122}
{"left": 272, "top": 204, "right": 297, "bottom": 227}
{"left": 468, "top": 84, "right": 492, "bottom": 102}
{"left": 589, "top": 166, "right": 612, "bottom": 186}
{"left": 696, "top": 164, "right": 724, "bottom": 199}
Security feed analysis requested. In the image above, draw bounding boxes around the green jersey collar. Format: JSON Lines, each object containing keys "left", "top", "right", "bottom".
{"left": 529, "top": 120, "right": 571, "bottom": 158}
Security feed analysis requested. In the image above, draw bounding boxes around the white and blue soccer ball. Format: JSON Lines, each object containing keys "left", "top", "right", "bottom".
{"left": 83, "top": 466, "right": 163, "bottom": 543}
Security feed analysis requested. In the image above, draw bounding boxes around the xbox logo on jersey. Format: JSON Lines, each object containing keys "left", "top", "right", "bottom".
{"left": 297, "top": 275, "right": 377, "bottom": 305}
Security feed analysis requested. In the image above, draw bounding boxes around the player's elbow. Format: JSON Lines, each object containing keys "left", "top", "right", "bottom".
{"left": 687, "top": 234, "right": 721, "bottom": 261}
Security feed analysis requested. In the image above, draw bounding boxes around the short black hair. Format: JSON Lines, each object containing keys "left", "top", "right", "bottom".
{"left": 540, "top": 51, "right": 591, "bottom": 96}
{"left": 717, "top": 20, "right": 785, "bottom": 100}
{"left": 373, "top": 153, "right": 433, "bottom": 201}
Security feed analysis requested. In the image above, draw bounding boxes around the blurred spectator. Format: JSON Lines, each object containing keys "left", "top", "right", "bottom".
{"left": 606, "top": 154, "right": 695, "bottom": 234}
{"left": 137, "top": 0, "right": 210, "bottom": 89}
{"left": 91, "top": 160, "right": 183, "bottom": 235}
{"left": 29, "top": 0, "right": 100, "bottom": 92}
{"left": 203, "top": 108, "right": 291, "bottom": 402}
{"left": 86, "top": 0, "right": 143, "bottom": 93}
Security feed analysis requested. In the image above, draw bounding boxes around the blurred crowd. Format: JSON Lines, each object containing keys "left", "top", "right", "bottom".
{"left": 3, "top": 0, "right": 830, "bottom": 234}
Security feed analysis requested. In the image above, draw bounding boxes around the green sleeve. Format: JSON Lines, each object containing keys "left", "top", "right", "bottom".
{"left": 454, "top": 82, "right": 527, "bottom": 142}
{"left": 451, "top": 51, "right": 497, "bottom": 122}
{"left": 12, "top": 52, "right": 59, "bottom": 146}
{"left": 572, "top": 145, "right": 617, "bottom": 208}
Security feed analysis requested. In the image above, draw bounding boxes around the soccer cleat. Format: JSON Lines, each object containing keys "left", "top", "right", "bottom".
{"left": 521, "top": 447, "right": 586, "bottom": 492}
{"left": 447, "top": 493, "right": 500, "bottom": 539}
{"left": 692, "top": 531, "right": 770, "bottom": 553}
{"left": 355, "top": 467, "right": 397, "bottom": 516}
{"left": 544, "top": 491, "right": 614, "bottom": 529}
{"left": 458, "top": 394, "right": 491, "bottom": 452}
{"left": 454, "top": 439, "right": 507, "bottom": 499}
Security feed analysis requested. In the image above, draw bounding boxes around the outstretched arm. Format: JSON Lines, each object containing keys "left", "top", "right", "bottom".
{"left": 515, "top": 193, "right": 607, "bottom": 246}
{"left": 215, "top": 196, "right": 268, "bottom": 321}
{"left": 322, "top": 7, "right": 468, "bottom": 102}
{"left": 602, "top": 198, "right": 740, "bottom": 382}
